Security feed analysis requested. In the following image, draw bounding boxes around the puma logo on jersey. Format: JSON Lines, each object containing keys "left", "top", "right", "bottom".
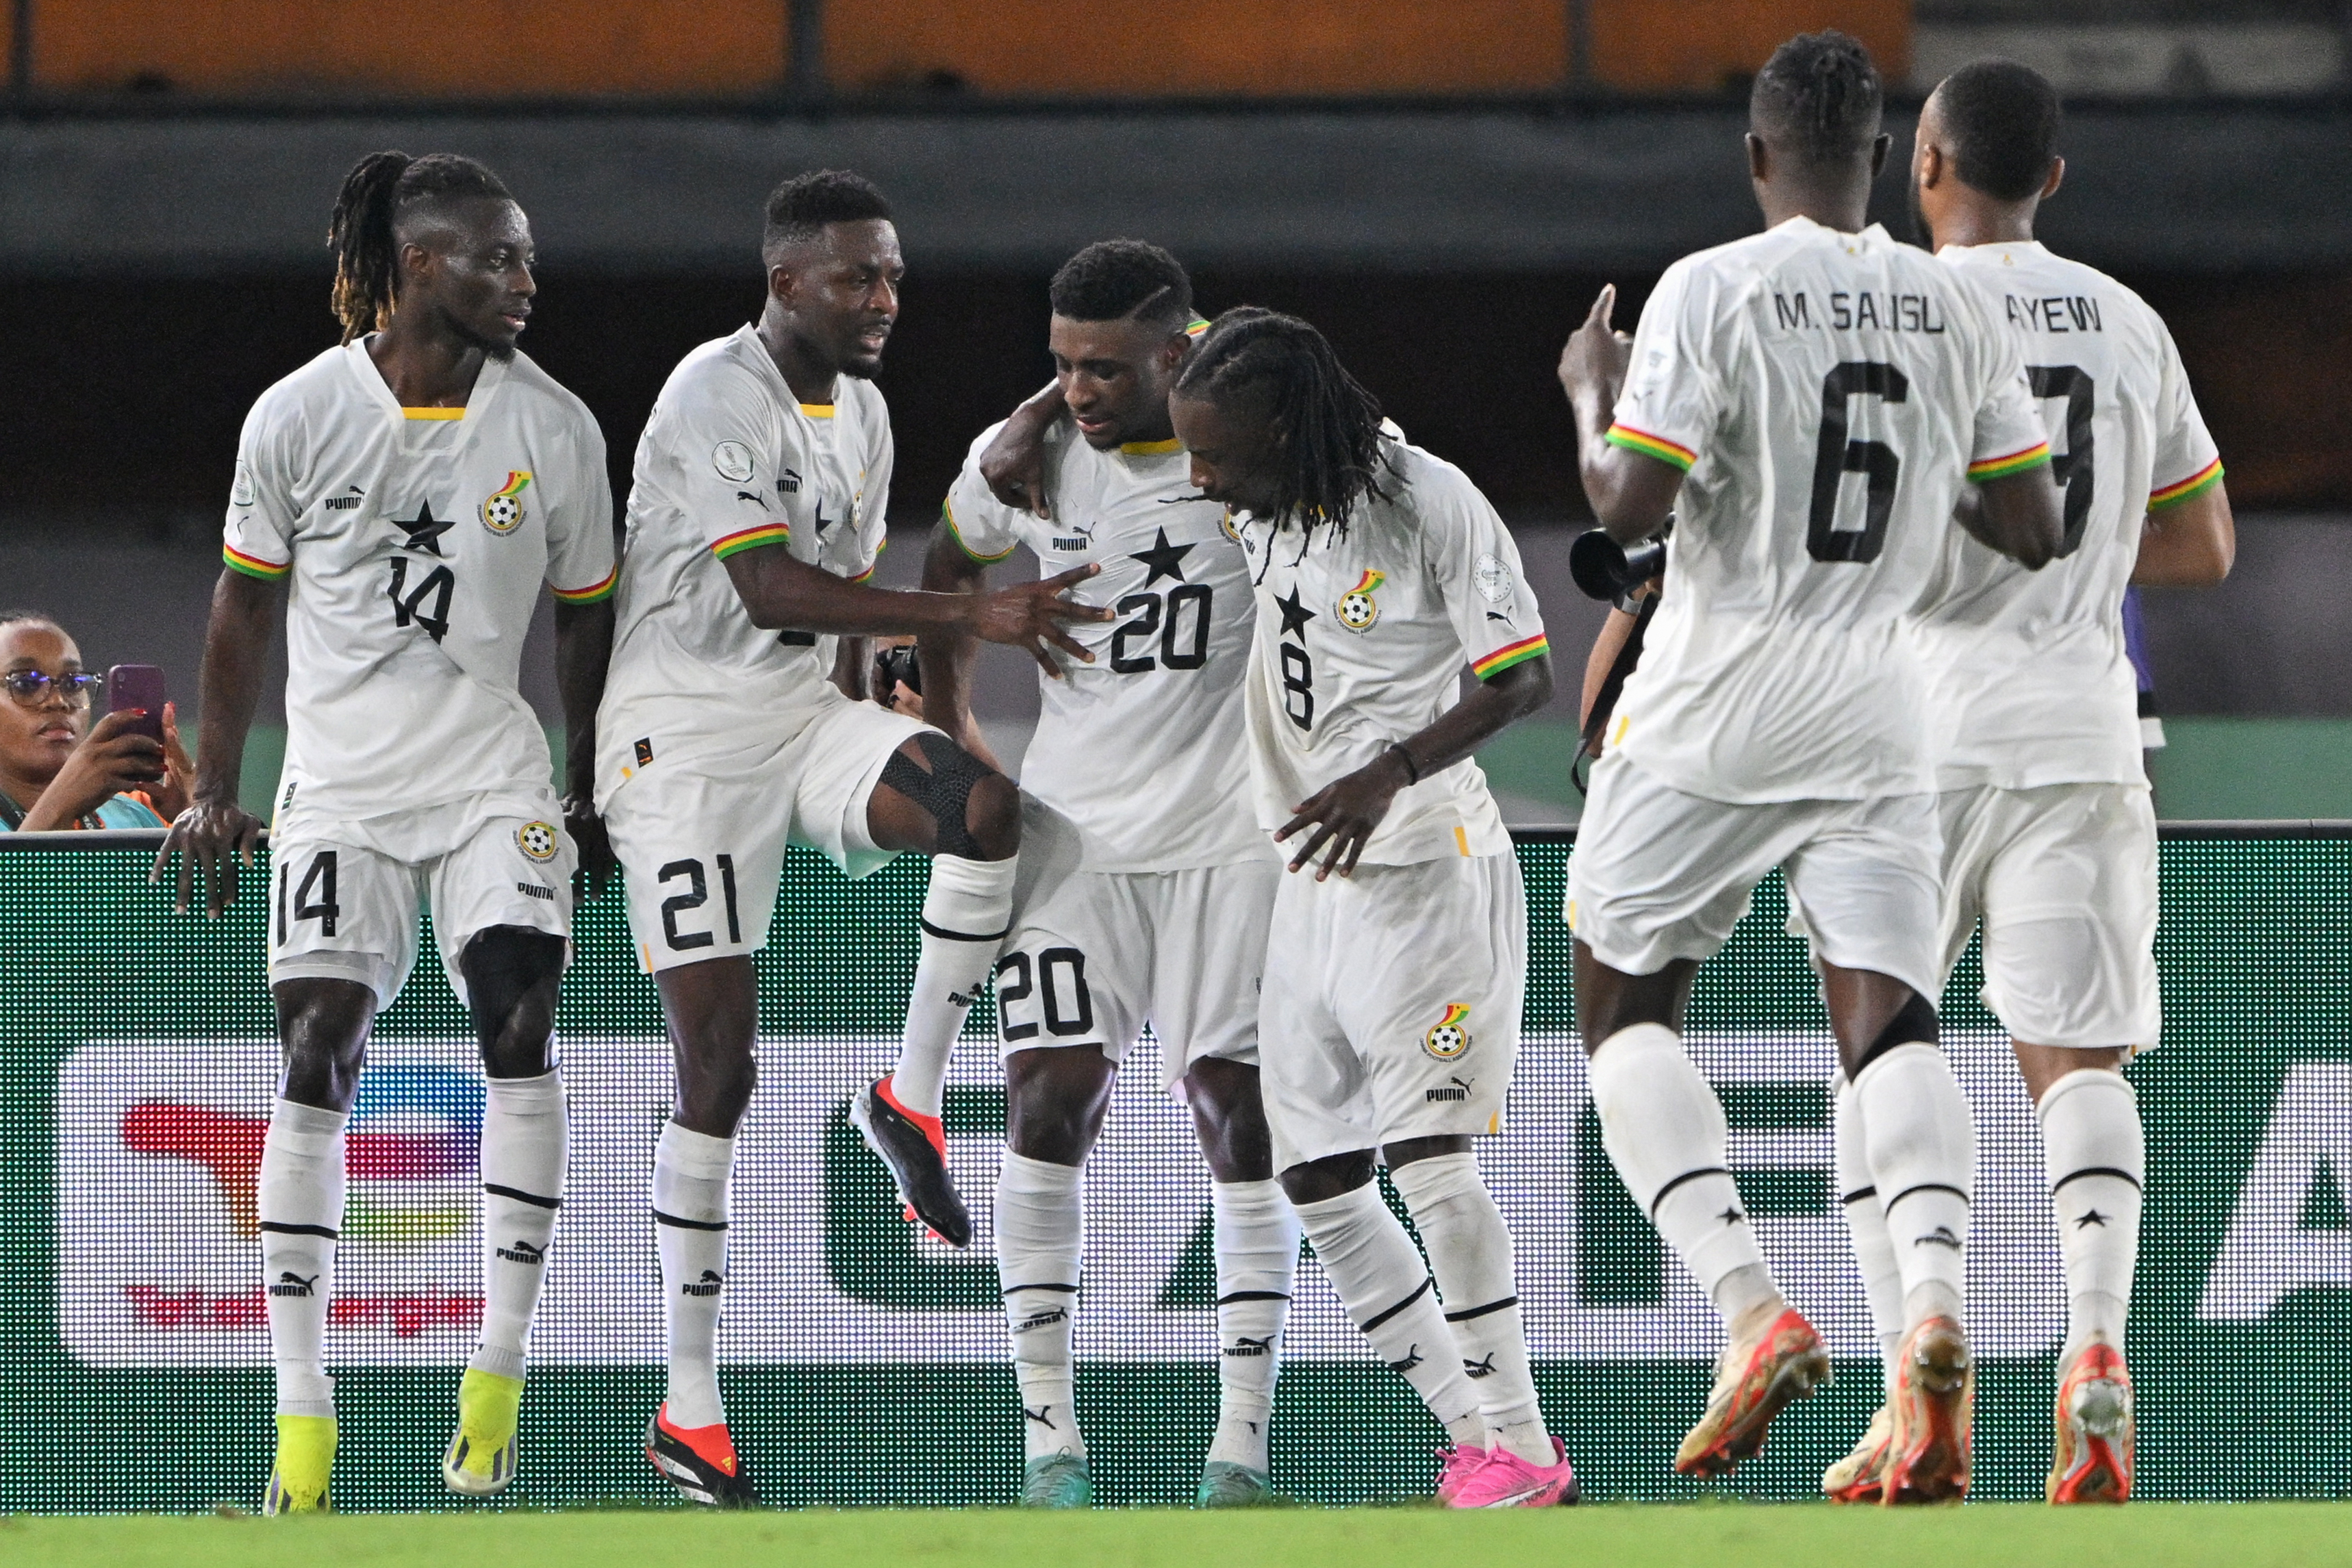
{"left": 735, "top": 490, "right": 770, "bottom": 509}
{"left": 1052, "top": 535, "right": 1091, "bottom": 553}
{"left": 325, "top": 485, "right": 364, "bottom": 512}
{"left": 777, "top": 468, "right": 802, "bottom": 494}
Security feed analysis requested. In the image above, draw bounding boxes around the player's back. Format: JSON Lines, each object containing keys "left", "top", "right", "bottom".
{"left": 944, "top": 419, "right": 1263, "bottom": 873}
{"left": 1606, "top": 216, "right": 2046, "bottom": 803}
{"left": 1917, "top": 243, "right": 2220, "bottom": 790}
{"left": 600, "top": 327, "right": 892, "bottom": 796}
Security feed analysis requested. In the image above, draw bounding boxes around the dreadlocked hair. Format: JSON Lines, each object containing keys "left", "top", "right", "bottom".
{"left": 1174, "top": 307, "right": 1393, "bottom": 542}
{"left": 1751, "top": 30, "right": 1882, "bottom": 166}
{"left": 327, "top": 151, "right": 514, "bottom": 344}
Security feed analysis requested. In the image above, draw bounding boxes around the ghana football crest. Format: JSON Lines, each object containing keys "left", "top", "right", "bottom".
{"left": 516, "top": 821, "right": 560, "bottom": 862}
{"left": 480, "top": 470, "right": 533, "bottom": 534}
{"left": 1336, "top": 568, "right": 1385, "bottom": 632}
{"left": 1423, "top": 1002, "right": 1473, "bottom": 1059}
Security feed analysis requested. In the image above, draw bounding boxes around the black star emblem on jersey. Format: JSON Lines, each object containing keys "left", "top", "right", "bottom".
{"left": 1718, "top": 1206, "right": 1746, "bottom": 1226}
{"left": 1274, "top": 585, "right": 1316, "bottom": 639}
{"left": 1129, "top": 526, "right": 1194, "bottom": 586}
{"left": 393, "top": 500, "right": 455, "bottom": 557}
{"left": 2075, "top": 1209, "right": 2110, "bottom": 1229}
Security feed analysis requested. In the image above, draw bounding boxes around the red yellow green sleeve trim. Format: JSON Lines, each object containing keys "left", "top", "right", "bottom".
{"left": 1473, "top": 633, "right": 1549, "bottom": 680}
{"left": 847, "top": 562, "right": 879, "bottom": 584}
{"left": 942, "top": 500, "right": 1016, "bottom": 564}
{"left": 1966, "top": 442, "right": 2053, "bottom": 483}
{"left": 551, "top": 566, "right": 618, "bottom": 604}
{"left": 2149, "top": 457, "right": 2223, "bottom": 509}
{"left": 1604, "top": 425, "right": 1697, "bottom": 473}
{"left": 711, "top": 523, "right": 789, "bottom": 560}
{"left": 223, "top": 544, "right": 290, "bottom": 581}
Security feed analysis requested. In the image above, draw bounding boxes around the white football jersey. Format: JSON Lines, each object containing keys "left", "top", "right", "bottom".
{"left": 596, "top": 325, "right": 892, "bottom": 807}
{"left": 1604, "top": 216, "right": 2051, "bottom": 803}
{"left": 223, "top": 340, "right": 615, "bottom": 826}
{"left": 1918, "top": 242, "right": 2222, "bottom": 790}
{"left": 945, "top": 420, "right": 1267, "bottom": 874}
{"left": 1230, "top": 440, "right": 1548, "bottom": 867}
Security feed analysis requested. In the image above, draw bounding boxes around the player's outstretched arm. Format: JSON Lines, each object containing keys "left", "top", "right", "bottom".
{"left": 553, "top": 596, "right": 616, "bottom": 898}
{"left": 154, "top": 568, "right": 275, "bottom": 915}
{"left": 720, "top": 545, "right": 1111, "bottom": 675}
{"left": 1276, "top": 655, "right": 1556, "bottom": 881}
{"left": 913, "top": 518, "right": 996, "bottom": 763}
{"left": 2133, "top": 480, "right": 2236, "bottom": 586}
{"left": 978, "top": 381, "right": 1064, "bottom": 519}
{"left": 1970, "top": 467, "right": 2065, "bottom": 570}
{"left": 1560, "top": 286, "right": 1684, "bottom": 543}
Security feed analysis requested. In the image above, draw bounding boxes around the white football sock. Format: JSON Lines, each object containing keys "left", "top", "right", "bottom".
{"left": 1389, "top": 1152, "right": 1552, "bottom": 1466}
{"left": 2037, "top": 1066, "right": 2144, "bottom": 1365}
{"left": 1834, "top": 1072, "right": 1906, "bottom": 1395}
{"left": 1206, "top": 1178, "right": 1298, "bottom": 1474}
{"left": 260, "top": 1098, "right": 346, "bottom": 1419}
{"left": 894, "top": 852, "right": 1019, "bottom": 1118}
{"left": 652, "top": 1121, "right": 733, "bottom": 1429}
{"left": 1587, "top": 1023, "right": 1779, "bottom": 1322}
{"left": 1855, "top": 1043, "right": 1974, "bottom": 1328}
{"left": 998, "top": 1150, "right": 1086, "bottom": 1463}
{"left": 472, "top": 1070, "right": 566, "bottom": 1380}
{"left": 1292, "top": 1183, "right": 1487, "bottom": 1451}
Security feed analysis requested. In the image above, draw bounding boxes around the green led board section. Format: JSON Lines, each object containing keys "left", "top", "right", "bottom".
{"left": 1, "top": 835, "right": 2347, "bottom": 1510}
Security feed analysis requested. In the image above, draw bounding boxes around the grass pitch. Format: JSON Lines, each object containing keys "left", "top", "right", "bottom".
{"left": 8, "top": 1504, "right": 2352, "bottom": 1568}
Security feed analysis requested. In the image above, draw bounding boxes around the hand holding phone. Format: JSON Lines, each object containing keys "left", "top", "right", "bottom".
{"left": 107, "top": 665, "right": 167, "bottom": 746}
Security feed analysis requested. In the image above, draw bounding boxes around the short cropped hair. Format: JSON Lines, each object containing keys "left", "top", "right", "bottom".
{"left": 1935, "top": 60, "right": 2062, "bottom": 202}
{"left": 763, "top": 169, "right": 894, "bottom": 258}
{"left": 1751, "top": 30, "right": 1883, "bottom": 165}
{"left": 1049, "top": 240, "right": 1195, "bottom": 330}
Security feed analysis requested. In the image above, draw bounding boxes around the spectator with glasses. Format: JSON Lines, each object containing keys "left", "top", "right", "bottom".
{"left": 0, "top": 609, "right": 190, "bottom": 831}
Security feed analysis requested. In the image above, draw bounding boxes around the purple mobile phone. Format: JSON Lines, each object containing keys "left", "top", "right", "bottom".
{"left": 107, "top": 664, "right": 167, "bottom": 745}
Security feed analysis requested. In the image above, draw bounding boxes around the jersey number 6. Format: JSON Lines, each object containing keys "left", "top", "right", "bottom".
{"left": 1808, "top": 361, "right": 1909, "bottom": 564}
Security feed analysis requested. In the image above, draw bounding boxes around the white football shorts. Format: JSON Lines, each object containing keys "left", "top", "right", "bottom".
{"left": 1568, "top": 751, "right": 1943, "bottom": 999}
{"left": 605, "top": 687, "right": 932, "bottom": 973}
{"left": 992, "top": 800, "right": 1278, "bottom": 1088}
{"left": 268, "top": 794, "right": 574, "bottom": 1010}
{"left": 1259, "top": 850, "right": 1525, "bottom": 1172}
{"left": 1938, "top": 781, "right": 2161, "bottom": 1052}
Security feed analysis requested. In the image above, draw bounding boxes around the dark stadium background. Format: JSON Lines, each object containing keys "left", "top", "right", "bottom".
{"left": 3, "top": 0, "right": 2348, "bottom": 820}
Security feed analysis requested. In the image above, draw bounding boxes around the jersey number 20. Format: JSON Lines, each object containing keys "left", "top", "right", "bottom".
{"left": 1808, "top": 361, "right": 1908, "bottom": 564}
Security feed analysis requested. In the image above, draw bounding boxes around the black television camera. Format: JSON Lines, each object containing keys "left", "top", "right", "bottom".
{"left": 1568, "top": 516, "right": 1671, "bottom": 609}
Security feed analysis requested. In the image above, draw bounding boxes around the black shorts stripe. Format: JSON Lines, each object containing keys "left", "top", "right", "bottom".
{"left": 257, "top": 1222, "right": 338, "bottom": 1239}
{"left": 652, "top": 1208, "right": 729, "bottom": 1231}
{"left": 1444, "top": 1295, "right": 1518, "bottom": 1324}
{"left": 1648, "top": 1165, "right": 1732, "bottom": 1218}
{"left": 1000, "top": 1282, "right": 1080, "bottom": 1296}
{"left": 484, "top": 1183, "right": 561, "bottom": 1211}
{"left": 1358, "top": 1277, "right": 1432, "bottom": 1334}
{"left": 920, "top": 919, "right": 1014, "bottom": 943}
{"left": 1841, "top": 1185, "right": 1878, "bottom": 1206}
{"left": 2051, "top": 1165, "right": 2143, "bottom": 1196}
{"left": 1883, "top": 1182, "right": 1971, "bottom": 1217}
{"left": 1216, "top": 1290, "right": 1292, "bottom": 1306}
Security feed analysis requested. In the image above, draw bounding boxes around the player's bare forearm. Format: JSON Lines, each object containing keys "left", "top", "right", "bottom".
{"left": 915, "top": 520, "right": 988, "bottom": 745}
{"left": 191, "top": 568, "right": 278, "bottom": 807}
{"left": 552, "top": 597, "right": 615, "bottom": 800}
{"left": 981, "top": 381, "right": 1066, "bottom": 518}
{"left": 1580, "top": 442, "right": 1682, "bottom": 544}
{"left": 1582, "top": 608, "right": 1640, "bottom": 729}
{"left": 2134, "top": 482, "right": 2236, "bottom": 586}
{"left": 1276, "top": 657, "right": 1554, "bottom": 880}
{"left": 1398, "top": 655, "right": 1555, "bottom": 778}
{"left": 829, "top": 635, "right": 872, "bottom": 702}
{"left": 1971, "top": 469, "right": 2064, "bottom": 569}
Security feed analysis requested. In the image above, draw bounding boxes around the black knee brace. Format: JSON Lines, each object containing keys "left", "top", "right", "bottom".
{"left": 1854, "top": 991, "right": 1940, "bottom": 1076}
{"left": 459, "top": 926, "right": 566, "bottom": 1067}
{"left": 879, "top": 731, "right": 1001, "bottom": 859}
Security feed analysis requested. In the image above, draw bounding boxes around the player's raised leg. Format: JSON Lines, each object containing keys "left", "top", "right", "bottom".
{"left": 1183, "top": 1056, "right": 1297, "bottom": 1507}
{"left": 1577, "top": 946, "right": 1830, "bottom": 1478}
{"left": 257, "top": 978, "right": 375, "bottom": 1514}
{"left": 852, "top": 750, "right": 1020, "bottom": 1248}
